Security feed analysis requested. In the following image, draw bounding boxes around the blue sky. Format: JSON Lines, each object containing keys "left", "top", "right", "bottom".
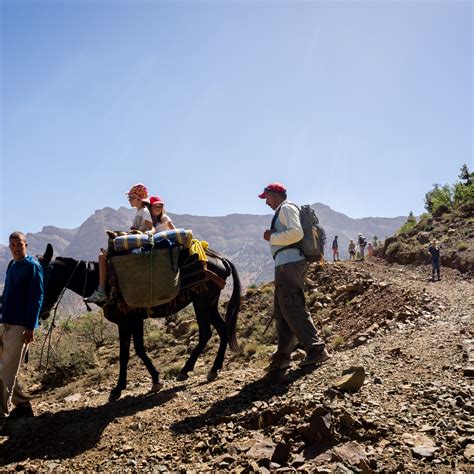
{"left": 1, "top": 0, "right": 472, "bottom": 244}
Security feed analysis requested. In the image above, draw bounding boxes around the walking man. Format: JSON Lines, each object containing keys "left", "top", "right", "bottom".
{"left": 332, "top": 236, "right": 340, "bottom": 262}
{"left": 428, "top": 240, "right": 441, "bottom": 281}
{"left": 1, "top": 231, "right": 44, "bottom": 428}
{"left": 259, "top": 183, "right": 329, "bottom": 371}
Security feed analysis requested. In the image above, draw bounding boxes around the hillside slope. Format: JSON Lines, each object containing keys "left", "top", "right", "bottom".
{"left": 1, "top": 259, "right": 472, "bottom": 471}
{"left": 379, "top": 204, "right": 474, "bottom": 274}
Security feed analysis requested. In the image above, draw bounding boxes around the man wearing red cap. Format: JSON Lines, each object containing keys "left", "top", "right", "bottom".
{"left": 259, "top": 183, "right": 329, "bottom": 371}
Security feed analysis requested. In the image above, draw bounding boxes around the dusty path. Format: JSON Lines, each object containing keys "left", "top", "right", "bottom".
{"left": 0, "top": 259, "right": 472, "bottom": 472}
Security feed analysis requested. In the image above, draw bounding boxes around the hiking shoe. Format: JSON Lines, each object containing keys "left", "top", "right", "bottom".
{"left": 265, "top": 358, "right": 291, "bottom": 372}
{"left": 299, "top": 349, "right": 331, "bottom": 368}
{"left": 84, "top": 289, "right": 107, "bottom": 304}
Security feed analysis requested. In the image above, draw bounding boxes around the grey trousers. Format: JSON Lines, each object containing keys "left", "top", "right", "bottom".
{"left": 0, "top": 324, "right": 30, "bottom": 418}
{"left": 273, "top": 260, "right": 324, "bottom": 359}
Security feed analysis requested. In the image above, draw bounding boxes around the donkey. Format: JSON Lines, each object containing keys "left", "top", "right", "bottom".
{"left": 39, "top": 244, "right": 241, "bottom": 401}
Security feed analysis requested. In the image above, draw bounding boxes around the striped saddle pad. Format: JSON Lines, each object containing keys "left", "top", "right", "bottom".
{"left": 113, "top": 229, "right": 193, "bottom": 253}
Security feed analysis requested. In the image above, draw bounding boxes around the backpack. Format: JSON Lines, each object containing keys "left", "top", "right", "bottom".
{"left": 271, "top": 204, "right": 326, "bottom": 262}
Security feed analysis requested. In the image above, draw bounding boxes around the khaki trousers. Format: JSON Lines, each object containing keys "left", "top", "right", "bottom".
{"left": 273, "top": 260, "right": 324, "bottom": 359}
{"left": 0, "top": 324, "right": 30, "bottom": 418}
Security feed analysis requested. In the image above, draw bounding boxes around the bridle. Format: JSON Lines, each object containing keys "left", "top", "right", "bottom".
{"left": 39, "top": 259, "right": 93, "bottom": 370}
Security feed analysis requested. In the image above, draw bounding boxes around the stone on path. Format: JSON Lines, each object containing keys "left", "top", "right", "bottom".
{"left": 333, "top": 367, "right": 366, "bottom": 392}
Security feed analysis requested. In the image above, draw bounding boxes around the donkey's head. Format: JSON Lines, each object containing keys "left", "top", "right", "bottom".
{"left": 39, "top": 244, "right": 79, "bottom": 320}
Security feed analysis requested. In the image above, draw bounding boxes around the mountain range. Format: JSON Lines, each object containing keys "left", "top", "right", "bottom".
{"left": 0, "top": 203, "right": 406, "bottom": 290}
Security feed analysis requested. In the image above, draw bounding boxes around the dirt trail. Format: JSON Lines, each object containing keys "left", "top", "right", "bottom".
{"left": 0, "top": 259, "right": 472, "bottom": 472}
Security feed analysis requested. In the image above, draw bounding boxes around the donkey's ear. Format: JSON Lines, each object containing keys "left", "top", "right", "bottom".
{"left": 42, "top": 243, "right": 53, "bottom": 265}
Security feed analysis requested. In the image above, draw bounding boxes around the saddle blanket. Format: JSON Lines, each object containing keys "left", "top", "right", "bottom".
{"left": 114, "top": 229, "right": 193, "bottom": 252}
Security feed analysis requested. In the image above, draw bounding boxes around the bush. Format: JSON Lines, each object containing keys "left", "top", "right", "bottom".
{"left": 424, "top": 184, "right": 453, "bottom": 215}
{"left": 458, "top": 242, "right": 468, "bottom": 251}
{"left": 386, "top": 241, "right": 402, "bottom": 256}
{"left": 40, "top": 347, "right": 95, "bottom": 388}
{"left": 453, "top": 181, "right": 474, "bottom": 207}
{"left": 331, "top": 335, "right": 345, "bottom": 350}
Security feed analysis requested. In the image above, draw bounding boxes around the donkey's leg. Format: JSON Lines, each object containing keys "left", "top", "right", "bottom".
{"left": 177, "top": 306, "right": 212, "bottom": 381}
{"left": 109, "top": 320, "right": 132, "bottom": 401}
{"left": 208, "top": 306, "right": 228, "bottom": 381}
{"left": 130, "top": 317, "right": 160, "bottom": 389}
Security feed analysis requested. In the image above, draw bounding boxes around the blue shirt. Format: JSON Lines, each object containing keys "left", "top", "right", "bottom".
{"left": 1, "top": 255, "right": 44, "bottom": 330}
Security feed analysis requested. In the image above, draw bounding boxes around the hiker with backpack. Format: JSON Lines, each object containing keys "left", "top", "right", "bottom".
{"left": 259, "top": 182, "right": 329, "bottom": 372}
{"left": 357, "top": 233, "right": 367, "bottom": 260}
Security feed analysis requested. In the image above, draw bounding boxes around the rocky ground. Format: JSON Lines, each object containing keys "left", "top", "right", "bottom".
{"left": 0, "top": 258, "right": 472, "bottom": 472}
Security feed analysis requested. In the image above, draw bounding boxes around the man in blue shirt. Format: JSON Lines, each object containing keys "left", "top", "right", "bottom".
{"left": 260, "top": 183, "right": 329, "bottom": 372}
{"left": 1, "top": 231, "right": 44, "bottom": 425}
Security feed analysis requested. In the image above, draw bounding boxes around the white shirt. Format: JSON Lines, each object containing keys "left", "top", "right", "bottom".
{"left": 270, "top": 200, "right": 305, "bottom": 267}
{"left": 131, "top": 207, "right": 152, "bottom": 232}
{"left": 154, "top": 214, "right": 173, "bottom": 233}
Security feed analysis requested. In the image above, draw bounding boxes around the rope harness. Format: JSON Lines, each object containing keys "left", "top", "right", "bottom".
{"left": 38, "top": 260, "right": 92, "bottom": 371}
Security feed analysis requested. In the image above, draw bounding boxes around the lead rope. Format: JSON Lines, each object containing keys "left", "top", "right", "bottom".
{"left": 38, "top": 260, "right": 82, "bottom": 371}
{"left": 149, "top": 233, "right": 155, "bottom": 307}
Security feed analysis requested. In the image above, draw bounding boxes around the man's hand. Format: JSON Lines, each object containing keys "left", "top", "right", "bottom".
{"left": 263, "top": 230, "right": 273, "bottom": 241}
{"left": 24, "top": 329, "right": 34, "bottom": 344}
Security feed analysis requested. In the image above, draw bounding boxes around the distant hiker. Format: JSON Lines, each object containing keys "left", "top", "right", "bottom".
{"left": 428, "top": 240, "right": 441, "bottom": 281}
{"left": 85, "top": 183, "right": 153, "bottom": 304}
{"left": 348, "top": 239, "right": 356, "bottom": 260}
{"left": 332, "top": 236, "right": 340, "bottom": 262}
{"left": 0, "top": 231, "right": 44, "bottom": 427}
{"left": 259, "top": 182, "right": 329, "bottom": 372}
{"left": 357, "top": 233, "right": 367, "bottom": 260}
{"left": 150, "top": 196, "right": 176, "bottom": 233}
{"left": 367, "top": 242, "right": 374, "bottom": 257}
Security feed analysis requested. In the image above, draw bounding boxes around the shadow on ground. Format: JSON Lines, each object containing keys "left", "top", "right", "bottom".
{"left": 0, "top": 386, "right": 185, "bottom": 465}
{"left": 171, "top": 365, "right": 316, "bottom": 434}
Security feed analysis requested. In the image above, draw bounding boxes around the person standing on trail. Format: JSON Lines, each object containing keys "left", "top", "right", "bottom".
{"left": 332, "top": 236, "right": 340, "bottom": 262}
{"left": 428, "top": 240, "right": 441, "bottom": 281}
{"left": 348, "top": 239, "right": 356, "bottom": 260}
{"left": 259, "top": 183, "right": 330, "bottom": 372}
{"left": 367, "top": 242, "right": 374, "bottom": 257}
{"left": 0, "top": 231, "right": 44, "bottom": 427}
{"left": 357, "top": 233, "right": 367, "bottom": 260}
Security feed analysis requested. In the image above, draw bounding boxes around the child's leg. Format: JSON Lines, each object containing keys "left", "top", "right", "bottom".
{"left": 98, "top": 253, "right": 108, "bottom": 291}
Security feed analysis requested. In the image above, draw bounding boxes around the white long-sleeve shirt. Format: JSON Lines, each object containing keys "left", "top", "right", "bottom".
{"left": 270, "top": 200, "right": 305, "bottom": 267}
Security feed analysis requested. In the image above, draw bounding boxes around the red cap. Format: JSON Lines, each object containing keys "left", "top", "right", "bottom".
{"left": 150, "top": 196, "right": 164, "bottom": 206}
{"left": 258, "top": 182, "right": 286, "bottom": 199}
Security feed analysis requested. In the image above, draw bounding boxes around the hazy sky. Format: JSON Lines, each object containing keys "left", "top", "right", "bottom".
{"left": 1, "top": 0, "right": 472, "bottom": 244}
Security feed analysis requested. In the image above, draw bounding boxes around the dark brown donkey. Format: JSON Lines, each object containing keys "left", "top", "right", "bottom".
{"left": 39, "top": 244, "right": 241, "bottom": 401}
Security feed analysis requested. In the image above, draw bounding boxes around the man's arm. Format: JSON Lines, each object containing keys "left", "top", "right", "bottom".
{"left": 25, "top": 263, "right": 44, "bottom": 336}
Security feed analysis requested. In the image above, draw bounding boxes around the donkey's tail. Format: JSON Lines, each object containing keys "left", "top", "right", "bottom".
{"left": 223, "top": 258, "right": 241, "bottom": 352}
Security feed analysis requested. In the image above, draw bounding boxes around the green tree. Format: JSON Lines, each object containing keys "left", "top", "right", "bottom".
{"left": 459, "top": 164, "right": 473, "bottom": 185}
{"left": 453, "top": 164, "right": 474, "bottom": 207}
{"left": 424, "top": 184, "right": 453, "bottom": 216}
{"left": 397, "top": 211, "right": 417, "bottom": 235}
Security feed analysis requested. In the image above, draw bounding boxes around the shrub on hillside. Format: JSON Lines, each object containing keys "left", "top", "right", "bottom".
{"left": 424, "top": 184, "right": 453, "bottom": 216}
{"left": 386, "top": 241, "right": 402, "bottom": 257}
{"left": 457, "top": 242, "right": 468, "bottom": 251}
{"left": 397, "top": 211, "right": 417, "bottom": 236}
{"left": 39, "top": 346, "right": 95, "bottom": 388}
{"left": 453, "top": 181, "right": 474, "bottom": 207}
